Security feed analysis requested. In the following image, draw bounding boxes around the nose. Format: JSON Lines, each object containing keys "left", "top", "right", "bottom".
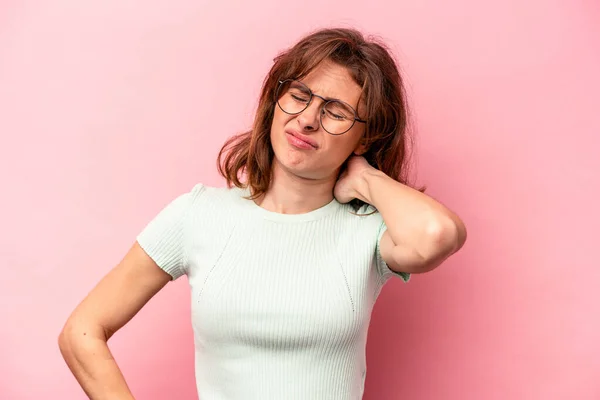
{"left": 296, "top": 98, "right": 322, "bottom": 132}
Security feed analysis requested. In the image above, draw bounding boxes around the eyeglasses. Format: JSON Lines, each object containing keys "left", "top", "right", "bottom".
{"left": 275, "top": 79, "right": 366, "bottom": 135}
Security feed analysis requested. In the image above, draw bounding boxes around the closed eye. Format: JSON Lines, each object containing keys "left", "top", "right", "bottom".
{"left": 291, "top": 94, "right": 310, "bottom": 103}
{"left": 324, "top": 109, "right": 346, "bottom": 120}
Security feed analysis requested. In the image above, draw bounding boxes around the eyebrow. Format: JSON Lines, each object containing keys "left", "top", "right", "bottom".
{"left": 298, "top": 81, "right": 343, "bottom": 103}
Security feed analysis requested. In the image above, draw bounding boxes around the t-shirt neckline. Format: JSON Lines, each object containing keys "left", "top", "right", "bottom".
{"left": 237, "top": 186, "right": 340, "bottom": 223}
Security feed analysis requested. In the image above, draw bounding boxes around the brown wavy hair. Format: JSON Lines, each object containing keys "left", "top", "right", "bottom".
{"left": 217, "top": 27, "right": 422, "bottom": 211}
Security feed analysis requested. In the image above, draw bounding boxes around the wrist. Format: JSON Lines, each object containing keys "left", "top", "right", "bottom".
{"left": 354, "top": 167, "right": 386, "bottom": 204}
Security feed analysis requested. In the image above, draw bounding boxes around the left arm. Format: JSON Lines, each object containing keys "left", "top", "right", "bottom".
{"left": 337, "top": 157, "right": 467, "bottom": 274}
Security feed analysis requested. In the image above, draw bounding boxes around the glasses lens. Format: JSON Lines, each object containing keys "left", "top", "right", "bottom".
{"left": 277, "top": 80, "right": 311, "bottom": 114}
{"left": 276, "top": 79, "right": 359, "bottom": 135}
{"left": 321, "top": 101, "right": 356, "bottom": 135}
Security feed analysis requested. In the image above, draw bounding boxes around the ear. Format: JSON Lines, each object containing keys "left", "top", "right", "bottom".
{"left": 353, "top": 139, "right": 368, "bottom": 156}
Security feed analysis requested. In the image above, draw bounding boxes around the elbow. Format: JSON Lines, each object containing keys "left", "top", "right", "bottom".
{"left": 393, "top": 216, "right": 467, "bottom": 275}
{"left": 448, "top": 215, "right": 467, "bottom": 253}
{"left": 58, "top": 327, "right": 68, "bottom": 347}
{"left": 58, "top": 323, "right": 75, "bottom": 361}
{"left": 58, "top": 319, "right": 81, "bottom": 352}
{"left": 425, "top": 215, "right": 467, "bottom": 258}
{"left": 58, "top": 318, "right": 104, "bottom": 358}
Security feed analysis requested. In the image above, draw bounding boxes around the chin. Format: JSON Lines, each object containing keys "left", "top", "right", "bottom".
{"left": 274, "top": 153, "right": 315, "bottom": 178}
{"left": 274, "top": 153, "right": 339, "bottom": 182}
{"left": 269, "top": 125, "right": 333, "bottom": 180}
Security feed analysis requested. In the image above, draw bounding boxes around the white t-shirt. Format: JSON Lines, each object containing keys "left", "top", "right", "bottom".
{"left": 137, "top": 183, "right": 409, "bottom": 399}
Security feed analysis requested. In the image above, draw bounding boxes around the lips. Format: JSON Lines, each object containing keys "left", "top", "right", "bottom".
{"left": 285, "top": 129, "right": 318, "bottom": 149}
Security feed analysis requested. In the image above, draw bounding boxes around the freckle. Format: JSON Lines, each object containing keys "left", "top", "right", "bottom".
{"left": 83, "top": 332, "right": 86, "bottom": 335}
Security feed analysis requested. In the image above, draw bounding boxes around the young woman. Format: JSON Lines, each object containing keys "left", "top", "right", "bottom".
{"left": 59, "top": 27, "right": 467, "bottom": 399}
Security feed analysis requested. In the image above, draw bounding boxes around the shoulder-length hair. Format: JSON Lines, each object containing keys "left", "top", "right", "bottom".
{"left": 217, "top": 27, "right": 422, "bottom": 211}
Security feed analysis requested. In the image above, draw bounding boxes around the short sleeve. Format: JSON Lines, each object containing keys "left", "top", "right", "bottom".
{"left": 376, "top": 220, "right": 411, "bottom": 283}
{"left": 136, "top": 184, "right": 206, "bottom": 280}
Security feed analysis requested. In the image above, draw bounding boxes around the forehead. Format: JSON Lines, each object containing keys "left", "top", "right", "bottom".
{"left": 300, "top": 61, "right": 362, "bottom": 104}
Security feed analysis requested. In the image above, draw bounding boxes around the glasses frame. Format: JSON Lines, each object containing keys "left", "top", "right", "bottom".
{"left": 275, "top": 79, "right": 367, "bottom": 136}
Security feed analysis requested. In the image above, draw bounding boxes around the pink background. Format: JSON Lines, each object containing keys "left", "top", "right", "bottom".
{"left": 1, "top": 1, "right": 599, "bottom": 399}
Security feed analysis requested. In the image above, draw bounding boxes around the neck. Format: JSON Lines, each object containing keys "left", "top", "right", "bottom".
{"left": 254, "top": 160, "right": 338, "bottom": 214}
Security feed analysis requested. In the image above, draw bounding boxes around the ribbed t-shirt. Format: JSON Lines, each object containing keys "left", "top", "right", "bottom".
{"left": 136, "top": 183, "right": 409, "bottom": 399}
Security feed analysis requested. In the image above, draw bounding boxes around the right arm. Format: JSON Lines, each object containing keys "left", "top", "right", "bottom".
{"left": 58, "top": 241, "right": 172, "bottom": 399}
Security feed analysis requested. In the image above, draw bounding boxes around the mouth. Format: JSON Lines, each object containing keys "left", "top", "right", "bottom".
{"left": 285, "top": 130, "right": 318, "bottom": 150}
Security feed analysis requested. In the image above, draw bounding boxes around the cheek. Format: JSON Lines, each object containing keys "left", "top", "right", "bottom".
{"left": 315, "top": 138, "right": 356, "bottom": 172}
{"left": 271, "top": 108, "right": 291, "bottom": 136}
{"left": 326, "top": 130, "right": 363, "bottom": 158}
{"left": 270, "top": 111, "right": 297, "bottom": 162}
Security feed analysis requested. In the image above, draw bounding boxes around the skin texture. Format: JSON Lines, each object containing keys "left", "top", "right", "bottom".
{"left": 59, "top": 242, "right": 171, "bottom": 399}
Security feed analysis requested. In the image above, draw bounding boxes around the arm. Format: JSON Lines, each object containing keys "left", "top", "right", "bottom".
{"left": 58, "top": 241, "right": 172, "bottom": 400}
{"left": 355, "top": 167, "right": 467, "bottom": 274}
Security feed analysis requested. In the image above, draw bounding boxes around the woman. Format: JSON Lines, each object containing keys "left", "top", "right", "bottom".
{"left": 59, "top": 28, "right": 466, "bottom": 399}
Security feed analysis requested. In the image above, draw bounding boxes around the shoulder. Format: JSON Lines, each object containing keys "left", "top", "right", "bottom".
{"left": 181, "top": 182, "right": 249, "bottom": 220}
{"left": 179, "top": 183, "right": 245, "bottom": 206}
{"left": 325, "top": 202, "right": 385, "bottom": 242}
